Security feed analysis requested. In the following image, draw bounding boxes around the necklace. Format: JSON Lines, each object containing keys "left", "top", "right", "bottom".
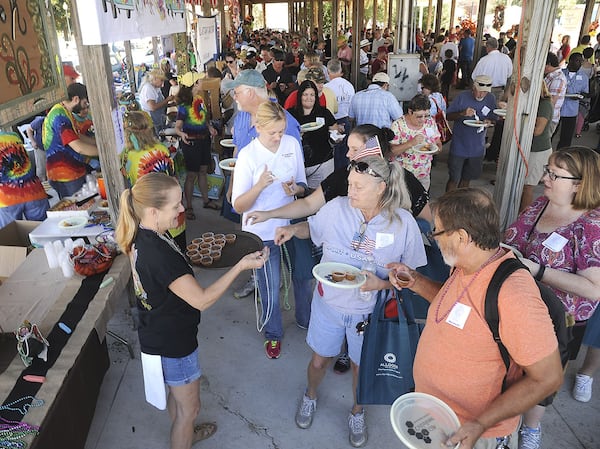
{"left": 139, "top": 225, "right": 191, "bottom": 269}
{"left": 434, "top": 248, "right": 503, "bottom": 324}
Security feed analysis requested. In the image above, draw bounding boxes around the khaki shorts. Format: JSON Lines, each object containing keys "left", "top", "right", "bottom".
{"left": 525, "top": 149, "right": 552, "bottom": 185}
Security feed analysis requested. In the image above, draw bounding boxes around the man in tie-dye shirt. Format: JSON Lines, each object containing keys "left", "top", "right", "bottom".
{"left": 43, "top": 83, "right": 98, "bottom": 198}
{"left": 0, "top": 132, "right": 49, "bottom": 228}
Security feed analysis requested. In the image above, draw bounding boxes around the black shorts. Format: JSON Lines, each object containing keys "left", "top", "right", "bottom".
{"left": 181, "top": 137, "right": 211, "bottom": 172}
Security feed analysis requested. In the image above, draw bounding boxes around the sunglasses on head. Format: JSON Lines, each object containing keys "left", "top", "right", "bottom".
{"left": 347, "top": 160, "right": 384, "bottom": 179}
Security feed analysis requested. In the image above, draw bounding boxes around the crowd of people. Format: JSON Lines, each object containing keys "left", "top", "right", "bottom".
{"left": 1, "top": 22, "right": 599, "bottom": 449}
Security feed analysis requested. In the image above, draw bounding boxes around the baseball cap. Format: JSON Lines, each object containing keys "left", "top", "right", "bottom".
{"left": 473, "top": 75, "right": 492, "bottom": 92}
{"left": 63, "top": 63, "right": 80, "bottom": 79}
{"left": 360, "top": 39, "right": 370, "bottom": 48}
{"left": 221, "top": 69, "right": 266, "bottom": 91}
{"left": 178, "top": 71, "right": 206, "bottom": 87}
{"left": 305, "top": 67, "right": 326, "bottom": 84}
{"left": 372, "top": 72, "right": 390, "bottom": 83}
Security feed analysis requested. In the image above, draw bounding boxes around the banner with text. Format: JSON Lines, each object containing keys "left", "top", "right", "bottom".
{"left": 196, "top": 16, "right": 217, "bottom": 66}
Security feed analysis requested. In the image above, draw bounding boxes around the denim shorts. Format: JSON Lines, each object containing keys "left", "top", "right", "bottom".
{"left": 306, "top": 296, "right": 368, "bottom": 365}
{"left": 161, "top": 348, "right": 202, "bottom": 386}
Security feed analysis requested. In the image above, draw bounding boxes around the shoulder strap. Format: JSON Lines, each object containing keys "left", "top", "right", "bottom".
{"left": 484, "top": 258, "right": 528, "bottom": 376}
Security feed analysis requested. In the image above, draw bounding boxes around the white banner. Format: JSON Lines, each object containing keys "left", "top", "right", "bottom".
{"left": 76, "top": 0, "right": 187, "bottom": 45}
{"left": 196, "top": 16, "right": 217, "bottom": 66}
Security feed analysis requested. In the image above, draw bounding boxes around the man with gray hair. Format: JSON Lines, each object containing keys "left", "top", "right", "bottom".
{"left": 471, "top": 37, "right": 513, "bottom": 102}
{"left": 326, "top": 59, "right": 355, "bottom": 168}
{"left": 349, "top": 72, "right": 403, "bottom": 128}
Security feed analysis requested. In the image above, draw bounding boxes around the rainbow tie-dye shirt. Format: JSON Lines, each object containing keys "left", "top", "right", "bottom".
{"left": 43, "top": 103, "right": 88, "bottom": 182}
{"left": 0, "top": 133, "right": 47, "bottom": 207}
{"left": 176, "top": 95, "right": 209, "bottom": 138}
{"left": 122, "top": 143, "right": 174, "bottom": 185}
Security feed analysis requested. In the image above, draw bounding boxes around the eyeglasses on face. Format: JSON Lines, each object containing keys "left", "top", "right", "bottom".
{"left": 413, "top": 112, "right": 431, "bottom": 119}
{"left": 226, "top": 60, "right": 235, "bottom": 64}
{"left": 542, "top": 165, "right": 581, "bottom": 181}
{"left": 347, "top": 160, "right": 383, "bottom": 179}
{"left": 426, "top": 228, "right": 452, "bottom": 240}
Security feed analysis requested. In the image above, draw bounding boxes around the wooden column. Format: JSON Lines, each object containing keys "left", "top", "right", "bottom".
{"left": 399, "top": 0, "right": 410, "bottom": 52}
{"left": 350, "top": 0, "right": 363, "bottom": 87}
{"left": 152, "top": 37, "right": 160, "bottom": 66}
{"left": 373, "top": 0, "right": 378, "bottom": 30}
{"left": 124, "top": 40, "right": 136, "bottom": 92}
{"left": 70, "top": 0, "right": 126, "bottom": 218}
{"left": 174, "top": 32, "right": 190, "bottom": 74}
{"left": 288, "top": 0, "right": 293, "bottom": 33}
{"left": 332, "top": 0, "right": 338, "bottom": 55}
{"left": 579, "top": 0, "right": 595, "bottom": 42}
{"left": 434, "top": 0, "right": 443, "bottom": 34}
{"left": 495, "top": 0, "right": 559, "bottom": 229}
{"left": 387, "top": 0, "right": 393, "bottom": 31}
{"left": 317, "top": 1, "right": 323, "bottom": 38}
{"left": 218, "top": 0, "right": 227, "bottom": 56}
{"left": 262, "top": 3, "right": 266, "bottom": 29}
{"left": 426, "top": 0, "right": 433, "bottom": 34}
{"left": 449, "top": 0, "right": 456, "bottom": 31}
{"left": 473, "top": 0, "right": 488, "bottom": 65}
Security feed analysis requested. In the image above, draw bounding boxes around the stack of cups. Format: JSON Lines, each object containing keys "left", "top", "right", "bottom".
{"left": 43, "top": 239, "right": 77, "bottom": 278}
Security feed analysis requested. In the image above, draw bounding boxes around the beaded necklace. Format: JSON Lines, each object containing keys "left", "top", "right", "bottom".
{"left": 0, "top": 397, "right": 43, "bottom": 448}
{"left": 434, "top": 248, "right": 502, "bottom": 324}
{"left": 139, "top": 225, "right": 191, "bottom": 270}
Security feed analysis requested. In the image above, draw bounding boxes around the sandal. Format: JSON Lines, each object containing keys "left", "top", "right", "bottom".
{"left": 185, "top": 208, "right": 196, "bottom": 220}
{"left": 203, "top": 201, "right": 221, "bottom": 210}
{"left": 192, "top": 422, "right": 217, "bottom": 445}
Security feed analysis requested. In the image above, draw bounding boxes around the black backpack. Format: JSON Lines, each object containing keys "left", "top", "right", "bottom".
{"left": 485, "top": 258, "right": 571, "bottom": 399}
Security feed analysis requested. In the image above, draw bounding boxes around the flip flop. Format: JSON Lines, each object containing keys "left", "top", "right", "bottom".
{"left": 185, "top": 208, "right": 196, "bottom": 220}
{"left": 203, "top": 201, "right": 221, "bottom": 210}
{"left": 192, "top": 422, "right": 217, "bottom": 446}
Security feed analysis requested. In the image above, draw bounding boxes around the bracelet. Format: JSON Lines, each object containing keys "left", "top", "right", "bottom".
{"left": 535, "top": 264, "right": 546, "bottom": 281}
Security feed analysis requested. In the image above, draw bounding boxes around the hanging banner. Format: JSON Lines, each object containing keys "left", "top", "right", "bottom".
{"left": 76, "top": 1, "right": 187, "bottom": 45}
{"left": 196, "top": 16, "right": 217, "bottom": 66}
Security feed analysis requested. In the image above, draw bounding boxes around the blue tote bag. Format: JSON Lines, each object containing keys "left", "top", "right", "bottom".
{"left": 356, "top": 290, "right": 420, "bottom": 405}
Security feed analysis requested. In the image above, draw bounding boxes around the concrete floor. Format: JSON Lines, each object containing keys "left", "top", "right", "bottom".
{"left": 85, "top": 114, "right": 599, "bottom": 449}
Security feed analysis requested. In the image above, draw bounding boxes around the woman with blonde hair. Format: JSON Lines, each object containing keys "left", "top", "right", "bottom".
{"left": 232, "top": 101, "right": 307, "bottom": 359}
{"left": 116, "top": 172, "right": 266, "bottom": 449}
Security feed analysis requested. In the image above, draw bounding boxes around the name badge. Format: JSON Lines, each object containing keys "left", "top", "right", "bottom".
{"left": 316, "top": 117, "right": 325, "bottom": 126}
{"left": 446, "top": 302, "right": 471, "bottom": 329}
{"left": 542, "top": 232, "right": 568, "bottom": 252}
{"left": 375, "top": 233, "right": 394, "bottom": 249}
{"left": 481, "top": 106, "right": 491, "bottom": 116}
{"left": 576, "top": 75, "right": 583, "bottom": 80}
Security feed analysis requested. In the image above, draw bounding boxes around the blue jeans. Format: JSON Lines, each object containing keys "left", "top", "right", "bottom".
{"left": 0, "top": 198, "right": 50, "bottom": 228}
{"left": 256, "top": 241, "right": 282, "bottom": 341}
{"left": 293, "top": 277, "right": 314, "bottom": 328}
{"left": 50, "top": 177, "right": 86, "bottom": 199}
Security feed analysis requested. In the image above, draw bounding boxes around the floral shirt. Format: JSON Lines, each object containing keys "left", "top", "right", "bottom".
{"left": 390, "top": 116, "right": 440, "bottom": 189}
{"left": 504, "top": 197, "right": 600, "bottom": 321}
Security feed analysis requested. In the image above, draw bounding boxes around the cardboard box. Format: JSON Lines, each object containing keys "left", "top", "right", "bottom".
{"left": 0, "top": 220, "right": 40, "bottom": 279}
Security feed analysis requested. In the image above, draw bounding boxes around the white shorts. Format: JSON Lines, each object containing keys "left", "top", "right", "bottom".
{"left": 525, "top": 149, "right": 552, "bottom": 186}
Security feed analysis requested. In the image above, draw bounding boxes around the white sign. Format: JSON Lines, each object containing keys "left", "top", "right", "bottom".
{"left": 76, "top": 0, "right": 186, "bottom": 45}
{"left": 196, "top": 16, "right": 217, "bottom": 66}
{"left": 387, "top": 54, "right": 421, "bottom": 102}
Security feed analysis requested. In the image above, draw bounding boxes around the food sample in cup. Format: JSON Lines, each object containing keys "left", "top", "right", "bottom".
{"left": 210, "top": 250, "right": 222, "bottom": 261}
{"left": 225, "top": 233, "right": 236, "bottom": 244}
{"left": 200, "top": 256, "right": 213, "bottom": 266}
{"left": 199, "top": 248, "right": 211, "bottom": 256}
{"left": 331, "top": 271, "right": 346, "bottom": 282}
{"left": 214, "top": 239, "right": 226, "bottom": 248}
{"left": 395, "top": 271, "right": 412, "bottom": 287}
{"left": 345, "top": 272, "right": 357, "bottom": 281}
{"left": 211, "top": 244, "right": 223, "bottom": 252}
{"left": 192, "top": 238, "right": 203, "bottom": 245}
{"left": 214, "top": 234, "right": 225, "bottom": 240}
{"left": 187, "top": 249, "right": 199, "bottom": 259}
{"left": 203, "top": 236, "right": 215, "bottom": 244}
{"left": 202, "top": 232, "right": 214, "bottom": 239}
{"left": 187, "top": 243, "right": 199, "bottom": 252}
{"left": 199, "top": 242, "right": 212, "bottom": 250}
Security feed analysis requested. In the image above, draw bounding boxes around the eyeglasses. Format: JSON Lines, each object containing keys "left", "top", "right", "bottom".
{"left": 226, "top": 60, "right": 235, "bottom": 64}
{"left": 413, "top": 113, "right": 431, "bottom": 119}
{"left": 543, "top": 165, "right": 581, "bottom": 181}
{"left": 426, "top": 228, "right": 452, "bottom": 240}
{"left": 351, "top": 221, "right": 368, "bottom": 251}
{"left": 476, "top": 82, "right": 492, "bottom": 87}
{"left": 347, "top": 160, "right": 383, "bottom": 179}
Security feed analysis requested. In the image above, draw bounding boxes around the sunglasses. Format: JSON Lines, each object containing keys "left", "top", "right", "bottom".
{"left": 476, "top": 82, "right": 492, "bottom": 87}
{"left": 347, "top": 160, "right": 384, "bottom": 179}
{"left": 226, "top": 60, "right": 235, "bottom": 64}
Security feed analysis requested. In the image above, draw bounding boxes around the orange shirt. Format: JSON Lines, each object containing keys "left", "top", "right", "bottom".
{"left": 414, "top": 251, "right": 558, "bottom": 438}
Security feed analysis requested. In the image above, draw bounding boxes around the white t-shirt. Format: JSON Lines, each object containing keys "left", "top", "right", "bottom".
{"left": 138, "top": 82, "right": 162, "bottom": 113}
{"left": 308, "top": 197, "right": 427, "bottom": 314}
{"left": 232, "top": 134, "right": 307, "bottom": 242}
{"left": 325, "top": 77, "right": 356, "bottom": 120}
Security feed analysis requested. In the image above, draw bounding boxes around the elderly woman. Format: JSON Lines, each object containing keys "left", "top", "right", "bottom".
{"left": 274, "top": 157, "right": 426, "bottom": 448}
{"left": 390, "top": 93, "right": 442, "bottom": 190}
{"left": 287, "top": 80, "right": 339, "bottom": 188}
{"left": 504, "top": 146, "right": 600, "bottom": 448}
{"left": 115, "top": 173, "right": 266, "bottom": 449}
{"left": 138, "top": 69, "right": 175, "bottom": 136}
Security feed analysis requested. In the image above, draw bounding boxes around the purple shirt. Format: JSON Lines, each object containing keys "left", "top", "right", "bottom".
{"left": 504, "top": 197, "right": 600, "bottom": 321}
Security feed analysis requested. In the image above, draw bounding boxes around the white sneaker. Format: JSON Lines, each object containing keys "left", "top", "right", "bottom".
{"left": 233, "top": 275, "right": 255, "bottom": 299}
{"left": 573, "top": 373, "right": 593, "bottom": 402}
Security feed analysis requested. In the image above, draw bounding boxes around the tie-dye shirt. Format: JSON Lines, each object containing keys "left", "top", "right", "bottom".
{"left": 0, "top": 132, "right": 47, "bottom": 207}
{"left": 43, "top": 103, "right": 88, "bottom": 182}
{"left": 176, "top": 96, "right": 209, "bottom": 138}
{"left": 122, "top": 142, "right": 174, "bottom": 185}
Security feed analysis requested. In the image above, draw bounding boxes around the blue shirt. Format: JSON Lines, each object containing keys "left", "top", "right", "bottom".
{"left": 446, "top": 91, "right": 497, "bottom": 158}
{"left": 560, "top": 69, "right": 589, "bottom": 117}
{"left": 459, "top": 37, "right": 475, "bottom": 61}
{"left": 232, "top": 108, "right": 301, "bottom": 153}
{"left": 349, "top": 84, "right": 404, "bottom": 128}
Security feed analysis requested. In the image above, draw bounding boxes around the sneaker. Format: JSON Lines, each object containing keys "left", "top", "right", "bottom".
{"left": 333, "top": 353, "right": 351, "bottom": 374}
{"left": 519, "top": 425, "right": 541, "bottom": 449}
{"left": 296, "top": 322, "right": 308, "bottom": 330}
{"left": 264, "top": 340, "right": 281, "bottom": 359}
{"left": 295, "top": 393, "right": 317, "bottom": 429}
{"left": 573, "top": 373, "right": 593, "bottom": 402}
{"left": 234, "top": 275, "right": 255, "bottom": 299}
{"left": 348, "top": 410, "right": 368, "bottom": 447}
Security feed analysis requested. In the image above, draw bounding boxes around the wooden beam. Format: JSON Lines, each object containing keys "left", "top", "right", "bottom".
{"left": 449, "top": 0, "right": 456, "bottom": 31}
{"left": 350, "top": 0, "right": 363, "bottom": 87}
{"left": 495, "top": 0, "right": 559, "bottom": 229}
{"left": 317, "top": 1, "right": 323, "bottom": 38}
{"left": 373, "top": 0, "right": 378, "bottom": 30}
{"left": 434, "top": 0, "right": 443, "bottom": 35}
{"left": 579, "top": 0, "right": 595, "bottom": 43}
{"left": 332, "top": 0, "right": 338, "bottom": 54}
{"left": 473, "top": 0, "right": 488, "bottom": 67}
{"left": 124, "top": 41, "right": 136, "bottom": 93}
{"left": 70, "top": 0, "right": 126, "bottom": 219}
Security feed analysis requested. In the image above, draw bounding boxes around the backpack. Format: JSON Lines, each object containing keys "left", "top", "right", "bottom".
{"left": 485, "top": 258, "right": 571, "bottom": 400}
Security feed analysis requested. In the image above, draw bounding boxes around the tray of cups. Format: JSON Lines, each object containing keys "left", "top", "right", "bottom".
{"left": 185, "top": 231, "right": 262, "bottom": 268}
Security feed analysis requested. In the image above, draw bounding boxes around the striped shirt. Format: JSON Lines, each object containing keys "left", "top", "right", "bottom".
{"left": 544, "top": 68, "right": 567, "bottom": 124}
